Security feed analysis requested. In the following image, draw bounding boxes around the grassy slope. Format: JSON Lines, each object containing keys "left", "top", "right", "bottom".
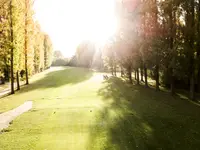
{"left": 0, "top": 67, "right": 200, "bottom": 150}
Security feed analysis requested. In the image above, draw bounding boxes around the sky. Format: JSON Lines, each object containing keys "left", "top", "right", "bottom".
{"left": 34, "top": 0, "right": 117, "bottom": 57}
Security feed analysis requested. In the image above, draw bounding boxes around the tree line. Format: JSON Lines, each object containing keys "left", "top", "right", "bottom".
{"left": 51, "top": 50, "right": 69, "bottom": 66}
{"left": 68, "top": 41, "right": 103, "bottom": 70}
{"left": 104, "top": 0, "right": 200, "bottom": 101}
{"left": 71, "top": 0, "right": 200, "bottom": 101}
{"left": 0, "top": 0, "right": 53, "bottom": 94}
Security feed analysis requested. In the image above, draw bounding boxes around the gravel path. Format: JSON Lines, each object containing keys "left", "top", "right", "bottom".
{"left": 0, "top": 101, "right": 32, "bottom": 131}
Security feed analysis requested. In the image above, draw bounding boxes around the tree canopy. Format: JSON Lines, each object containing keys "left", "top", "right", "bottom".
{"left": 0, "top": 0, "right": 53, "bottom": 93}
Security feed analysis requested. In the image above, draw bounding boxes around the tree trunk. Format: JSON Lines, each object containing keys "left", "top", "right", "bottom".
{"left": 140, "top": 61, "right": 144, "bottom": 82}
{"left": 142, "top": 6, "right": 147, "bottom": 87}
{"left": 190, "top": 72, "right": 195, "bottom": 100}
{"left": 140, "top": 68, "right": 144, "bottom": 82}
{"left": 121, "top": 66, "right": 124, "bottom": 77}
{"left": 170, "top": 73, "right": 175, "bottom": 95}
{"left": 153, "top": 0, "right": 159, "bottom": 91}
{"left": 135, "top": 70, "right": 137, "bottom": 80}
{"left": 144, "top": 63, "right": 148, "bottom": 87}
{"left": 137, "top": 68, "right": 140, "bottom": 85}
{"left": 111, "top": 65, "right": 114, "bottom": 76}
{"left": 197, "top": 1, "right": 200, "bottom": 93}
{"left": 25, "top": 0, "right": 29, "bottom": 85}
{"left": 9, "top": 0, "right": 14, "bottom": 94}
{"left": 128, "top": 66, "right": 132, "bottom": 84}
{"left": 114, "top": 62, "right": 117, "bottom": 77}
{"left": 155, "top": 64, "right": 159, "bottom": 91}
{"left": 16, "top": 71, "right": 20, "bottom": 90}
{"left": 189, "top": 0, "right": 195, "bottom": 100}
{"left": 169, "top": 3, "right": 175, "bottom": 95}
{"left": 3, "top": 58, "right": 9, "bottom": 81}
{"left": 4, "top": 65, "right": 9, "bottom": 82}
{"left": 198, "top": 64, "right": 200, "bottom": 93}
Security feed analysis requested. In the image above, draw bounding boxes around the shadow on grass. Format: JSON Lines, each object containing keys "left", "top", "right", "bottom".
{"left": 19, "top": 67, "right": 93, "bottom": 93}
{"left": 87, "top": 77, "right": 200, "bottom": 150}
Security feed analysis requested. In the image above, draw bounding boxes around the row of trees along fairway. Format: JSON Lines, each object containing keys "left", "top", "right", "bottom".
{"left": 0, "top": 0, "right": 53, "bottom": 94}
{"left": 72, "top": 0, "right": 200, "bottom": 101}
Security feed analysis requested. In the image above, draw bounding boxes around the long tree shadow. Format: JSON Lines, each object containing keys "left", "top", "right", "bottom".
{"left": 87, "top": 77, "right": 200, "bottom": 150}
{"left": 19, "top": 67, "right": 93, "bottom": 93}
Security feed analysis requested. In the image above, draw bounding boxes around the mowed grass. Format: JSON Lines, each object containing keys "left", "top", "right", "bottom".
{"left": 0, "top": 67, "right": 200, "bottom": 150}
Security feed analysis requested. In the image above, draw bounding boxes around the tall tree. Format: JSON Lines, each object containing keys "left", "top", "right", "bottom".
{"left": 0, "top": 2, "right": 10, "bottom": 82}
{"left": 1, "top": 0, "right": 52, "bottom": 94}
{"left": 43, "top": 34, "right": 53, "bottom": 69}
{"left": 197, "top": 0, "right": 200, "bottom": 93}
{"left": 9, "top": 0, "right": 14, "bottom": 94}
{"left": 76, "top": 41, "right": 96, "bottom": 68}
{"left": 24, "top": 0, "right": 29, "bottom": 84}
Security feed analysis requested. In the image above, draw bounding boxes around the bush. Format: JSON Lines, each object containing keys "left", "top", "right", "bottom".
{"left": 0, "top": 76, "right": 5, "bottom": 84}
{"left": 20, "top": 70, "right": 26, "bottom": 78}
{"left": 52, "top": 59, "right": 67, "bottom": 66}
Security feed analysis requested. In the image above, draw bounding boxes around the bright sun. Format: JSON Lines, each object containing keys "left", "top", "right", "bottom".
{"left": 34, "top": 0, "right": 118, "bottom": 57}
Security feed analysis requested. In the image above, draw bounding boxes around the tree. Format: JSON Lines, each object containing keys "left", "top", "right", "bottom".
{"left": 197, "top": 0, "right": 200, "bottom": 93}
{"left": 44, "top": 34, "right": 53, "bottom": 69}
{"left": 52, "top": 50, "right": 68, "bottom": 66}
{"left": 75, "top": 41, "right": 95, "bottom": 68}
{"left": 9, "top": 0, "right": 14, "bottom": 94}
{"left": 53, "top": 50, "right": 63, "bottom": 59}
{"left": 0, "top": 0, "right": 52, "bottom": 94}
{"left": 34, "top": 22, "right": 44, "bottom": 73}
{"left": 0, "top": 2, "right": 10, "bottom": 82}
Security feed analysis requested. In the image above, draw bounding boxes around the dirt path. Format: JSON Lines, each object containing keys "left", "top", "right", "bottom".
{"left": 0, "top": 101, "right": 33, "bottom": 131}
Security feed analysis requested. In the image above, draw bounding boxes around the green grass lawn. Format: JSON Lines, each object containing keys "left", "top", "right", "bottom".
{"left": 0, "top": 67, "right": 200, "bottom": 150}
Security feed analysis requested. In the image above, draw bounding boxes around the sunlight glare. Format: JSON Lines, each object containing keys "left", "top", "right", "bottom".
{"left": 34, "top": 0, "right": 118, "bottom": 57}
